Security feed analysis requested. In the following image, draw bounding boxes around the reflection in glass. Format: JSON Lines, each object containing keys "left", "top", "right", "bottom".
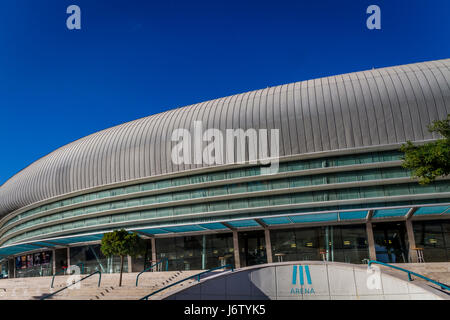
{"left": 156, "top": 233, "right": 234, "bottom": 271}
{"left": 270, "top": 225, "right": 368, "bottom": 264}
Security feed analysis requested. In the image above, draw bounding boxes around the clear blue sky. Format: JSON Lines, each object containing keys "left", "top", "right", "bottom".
{"left": 0, "top": 0, "right": 449, "bottom": 185}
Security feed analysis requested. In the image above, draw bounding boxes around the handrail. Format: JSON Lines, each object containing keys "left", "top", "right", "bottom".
{"left": 136, "top": 258, "right": 169, "bottom": 286}
{"left": 50, "top": 263, "right": 85, "bottom": 288}
{"left": 40, "top": 270, "right": 102, "bottom": 300}
{"left": 368, "top": 260, "right": 450, "bottom": 291}
{"left": 141, "top": 264, "right": 234, "bottom": 300}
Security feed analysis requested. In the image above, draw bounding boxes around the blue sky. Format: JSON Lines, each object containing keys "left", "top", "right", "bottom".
{"left": 0, "top": 0, "right": 449, "bottom": 185}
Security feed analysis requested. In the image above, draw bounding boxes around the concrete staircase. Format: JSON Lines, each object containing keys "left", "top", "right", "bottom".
{"left": 91, "top": 271, "right": 201, "bottom": 300}
{"left": 377, "top": 262, "right": 450, "bottom": 292}
{"left": 0, "top": 271, "right": 203, "bottom": 300}
{"left": 2, "top": 263, "right": 447, "bottom": 300}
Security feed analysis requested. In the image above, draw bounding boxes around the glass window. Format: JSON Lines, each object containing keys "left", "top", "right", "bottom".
{"left": 414, "top": 220, "right": 450, "bottom": 262}
{"left": 208, "top": 186, "right": 227, "bottom": 197}
{"left": 229, "top": 183, "right": 247, "bottom": 194}
{"left": 174, "top": 206, "right": 192, "bottom": 215}
{"left": 271, "top": 225, "right": 368, "bottom": 264}
{"left": 70, "top": 244, "right": 127, "bottom": 274}
{"left": 290, "top": 176, "right": 311, "bottom": 187}
{"left": 141, "top": 182, "right": 155, "bottom": 191}
{"left": 156, "top": 234, "right": 234, "bottom": 271}
{"left": 373, "top": 222, "right": 409, "bottom": 263}
{"left": 142, "top": 196, "right": 157, "bottom": 205}
{"left": 156, "top": 194, "right": 172, "bottom": 203}
{"left": 172, "top": 191, "right": 190, "bottom": 201}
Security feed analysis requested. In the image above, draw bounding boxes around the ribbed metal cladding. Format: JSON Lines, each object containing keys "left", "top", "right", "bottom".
{"left": 0, "top": 59, "right": 449, "bottom": 217}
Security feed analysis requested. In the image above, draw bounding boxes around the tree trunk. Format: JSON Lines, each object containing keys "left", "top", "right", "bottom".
{"left": 119, "top": 255, "right": 124, "bottom": 287}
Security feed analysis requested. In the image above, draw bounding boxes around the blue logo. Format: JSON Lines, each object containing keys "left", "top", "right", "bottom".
{"left": 290, "top": 265, "right": 315, "bottom": 295}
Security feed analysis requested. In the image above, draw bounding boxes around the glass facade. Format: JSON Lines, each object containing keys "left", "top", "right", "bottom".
{"left": 5, "top": 180, "right": 450, "bottom": 246}
{"left": 1, "top": 147, "right": 450, "bottom": 275}
{"left": 2, "top": 150, "right": 421, "bottom": 246}
{"left": 270, "top": 225, "right": 369, "bottom": 264}
{"left": 156, "top": 233, "right": 235, "bottom": 271}
{"left": 2, "top": 150, "right": 405, "bottom": 228}
{"left": 14, "top": 251, "right": 53, "bottom": 278}
{"left": 413, "top": 219, "right": 450, "bottom": 262}
{"left": 372, "top": 222, "right": 409, "bottom": 263}
{"left": 2, "top": 218, "right": 450, "bottom": 280}
{"left": 70, "top": 244, "right": 128, "bottom": 274}
{"left": 131, "top": 239, "right": 153, "bottom": 272}
{"left": 238, "top": 230, "right": 267, "bottom": 267}
{"left": 0, "top": 260, "right": 8, "bottom": 278}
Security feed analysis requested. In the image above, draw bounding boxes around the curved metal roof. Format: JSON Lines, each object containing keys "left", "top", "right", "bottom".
{"left": 0, "top": 59, "right": 449, "bottom": 216}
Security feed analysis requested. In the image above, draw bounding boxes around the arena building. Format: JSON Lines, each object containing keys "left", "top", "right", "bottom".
{"left": 0, "top": 59, "right": 449, "bottom": 279}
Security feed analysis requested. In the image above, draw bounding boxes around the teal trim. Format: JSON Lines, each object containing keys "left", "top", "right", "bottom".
{"left": 368, "top": 260, "right": 449, "bottom": 291}
{"left": 162, "top": 225, "right": 205, "bottom": 233}
{"left": 4, "top": 194, "right": 450, "bottom": 247}
{"left": 136, "top": 258, "right": 169, "bottom": 286}
{"left": 8, "top": 178, "right": 446, "bottom": 242}
{"left": 373, "top": 208, "right": 410, "bottom": 218}
{"left": 290, "top": 212, "right": 338, "bottom": 223}
{"left": 50, "top": 263, "right": 85, "bottom": 288}
{"left": 261, "top": 217, "right": 292, "bottom": 225}
{"left": 415, "top": 205, "right": 449, "bottom": 215}
{"left": 198, "top": 223, "right": 228, "bottom": 230}
{"left": 227, "top": 220, "right": 260, "bottom": 228}
{"left": 40, "top": 270, "right": 102, "bottom": 300}
{"left": 305, "top": 265, "right": 312, "bottom": 285}
{"left": 339, "top": 211, "right": 367, "bottom": 220}
{"left": 136, "top": 228, "right": 170, "bottom": 235}
{"left": 292, "top": 265, "right": 297, "bottom": 285}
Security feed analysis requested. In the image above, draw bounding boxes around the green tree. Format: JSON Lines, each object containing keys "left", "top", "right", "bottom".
{"left": 401, "top": 114, "right": 450, "bottom": 184}
{"left": 100, "top": 229, "right": 146, "bottom": 286}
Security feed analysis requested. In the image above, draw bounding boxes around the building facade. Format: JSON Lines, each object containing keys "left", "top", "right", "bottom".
{"left": 1, "top": 59, "right": 450, "bottom": 278}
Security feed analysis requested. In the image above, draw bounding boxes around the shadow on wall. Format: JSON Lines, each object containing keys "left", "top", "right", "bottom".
{"left": 164, "top": 262, "right": 446, "bottom": 300}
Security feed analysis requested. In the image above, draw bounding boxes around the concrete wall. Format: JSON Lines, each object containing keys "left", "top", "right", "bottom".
{"left": 164, "top": 261, "right": 448, "bottom": 300}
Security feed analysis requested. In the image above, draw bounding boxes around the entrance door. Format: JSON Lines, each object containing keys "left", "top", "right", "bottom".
{"left": 238, "top": 230, "right": 267, "bottom": 267}
{"left": 372, "top": 222, "right": 409, "bottom": 263}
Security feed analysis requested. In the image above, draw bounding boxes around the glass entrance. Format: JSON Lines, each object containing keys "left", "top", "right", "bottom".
{"left": 373, "top": 222, "right": 408, "bottom": 263}
{"left": 238, "top": 230, "right": 267, "bottom": 267}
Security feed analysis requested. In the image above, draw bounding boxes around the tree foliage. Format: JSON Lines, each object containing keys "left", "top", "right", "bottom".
{"left": 101, "top": 229, "right": 146, "bottom": 257}
{"left": 401, "top": 114, "right": 450, "bottom": 184}
{"left": 100, "top": 229, "right": 146, "bottom": 286}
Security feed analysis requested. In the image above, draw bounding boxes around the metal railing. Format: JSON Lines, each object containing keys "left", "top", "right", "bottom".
{"left": 368, "top": 260, "right": 450, "bottom": 291}
{"left": 40, "top": 270, "right": 102, "bottom": 300}
{"left": 51, "top": 263, "right": 85, "bottom": 288}
{"left": 136, "top": 258, "right": 168, "bottom": 286}
{"left": 140, "top": 264, "right": 234, "bottom": 300}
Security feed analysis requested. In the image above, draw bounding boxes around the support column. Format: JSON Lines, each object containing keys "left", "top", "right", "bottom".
{"left": 366, "top": 222, "right": 376, "bottom": 261}
{"left": 151, "top": 237, "right": 157, "bottom": 264}
{"left": 127, "top": 255, "right": 132, "bottom": 273}
{"left": 405, "top": 219, "right": 418, "bottom": 263}
{"left": 9, "top": 258, "right": 15, "bottom": 279}
{"left": 52, "top": 249, "right": 56, "bottom": 274}
{"left": 264, "top": 228, "right": 273, "bottom": 264}
{"left": 201, "top": 235, "right": 206, "bottom": 270}
{"left": 66, "top": 247, "right": 70, "bottom": 268}
{"left": 232, "top": 231, "right": 241, "bottom": 269}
